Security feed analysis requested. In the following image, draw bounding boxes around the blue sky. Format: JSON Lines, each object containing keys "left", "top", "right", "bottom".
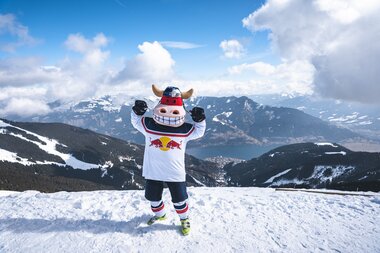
{"left": 1, "top": 0, "right": 380, "bottom": 116}
{"left": 1, "top": 0, "right": 272, "bottom": 78}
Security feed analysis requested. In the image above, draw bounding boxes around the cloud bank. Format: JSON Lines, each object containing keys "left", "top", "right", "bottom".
{"left": 242, "top": 0, "right": 380, "bottom": 104}
{"left": 0, "top": 37, "right": 178, "bottom": 116}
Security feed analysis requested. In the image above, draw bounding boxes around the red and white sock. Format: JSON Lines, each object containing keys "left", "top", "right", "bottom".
{"left": 150, "top": 200, "right": 166, "bottom": 217}
{"left": 174, "top": 200, "right": 189, "bottom": 220}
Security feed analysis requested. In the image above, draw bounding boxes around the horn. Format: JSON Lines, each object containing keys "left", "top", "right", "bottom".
{"left": 152, "top": 84, "right": 163, "bottom": 97}
{"left": 181, "top": 88, "right": 194, "bottom": 99}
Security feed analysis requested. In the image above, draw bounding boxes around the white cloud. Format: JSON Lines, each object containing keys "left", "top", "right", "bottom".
{"left": 242, "top": 0, "right": 380, "bottom": 103}
{"left": 0, "top": 33, "right": 113, "bottom": 111}
{"left": 112, "top": 41, "right": 175, "bottom": 83}
{"left": 64, "top": 33, "right": 110, "bottom": 67}
{"left": 0, "top": 13, "right": 39, "bottom": 52}
{"left": 228, "top": 62, "right": 276, "bottom": 75}
{"left": 0, "top": 57, "right": 58, "bottom": 87}
{"left": 160, "top": 41, "right": 204, "bottom": 49}
{"left": 0, "top": 97, "right": 51, "bottom": 117}
{"left": 64, "top": 33, "right": 109, "bottom": 53}
{"left": 219, "top": 40, "right": 245, "bottom": 59}
{"left": 0, "top": 86, "right": 48, "bottom": 101}
{"left": 178, "top": 77, "right": 312, "bottom": 97}
{"left": 228, "top": 60, "right": 314, "bottom": 95}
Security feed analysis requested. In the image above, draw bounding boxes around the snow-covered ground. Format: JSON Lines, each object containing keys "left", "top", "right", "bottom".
{"left": 0, "top": 187, "right": 379, "bottom": 253}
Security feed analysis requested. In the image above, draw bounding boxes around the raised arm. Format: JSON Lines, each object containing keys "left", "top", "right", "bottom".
{"left": 131, "top": 100, "right": 148, "bottom": 135}
{"left": 187, "top": 107, "right": 206, "bottom": 141}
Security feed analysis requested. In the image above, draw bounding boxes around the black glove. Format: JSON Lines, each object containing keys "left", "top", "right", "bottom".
{"left": 132, "top": 100, "right": 148, "bottom": 116}
{"left": 190, "top": 107, "right": 206, "bottom": 122}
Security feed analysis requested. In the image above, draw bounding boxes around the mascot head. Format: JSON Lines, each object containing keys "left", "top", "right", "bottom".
{"left": 152, "top": 84, "right": 193, "bottom": 127}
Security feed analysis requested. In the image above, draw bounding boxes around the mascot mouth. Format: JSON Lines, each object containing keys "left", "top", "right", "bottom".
{"left": 154, "top": 114, "right": 185, "bottom": 126}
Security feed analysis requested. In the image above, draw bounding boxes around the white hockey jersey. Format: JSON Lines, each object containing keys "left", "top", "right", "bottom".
{"left": 131, "top": 111, "right": 206, "bottom": 182}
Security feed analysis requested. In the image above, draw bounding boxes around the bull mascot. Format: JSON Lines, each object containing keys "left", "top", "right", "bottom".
{"left": 131, "top": 84, "right": 206, "bottom": 236}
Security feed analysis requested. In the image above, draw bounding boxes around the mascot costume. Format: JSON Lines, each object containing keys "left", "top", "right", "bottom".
{"left": 131, "top": 85, "right": 206, "bottom": 236}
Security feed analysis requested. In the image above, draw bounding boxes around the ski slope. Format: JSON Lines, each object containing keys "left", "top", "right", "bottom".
{"left": 0, "top": 187, "right": 379, "bottom": 253}
{"left": 0, "top": 119, "right": 101, "bottom": 170}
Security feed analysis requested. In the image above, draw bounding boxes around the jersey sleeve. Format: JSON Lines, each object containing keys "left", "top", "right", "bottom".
{"left": 131, "top": 111, "right": 146, "bottom": 136}
{"left": 186, "top": 120, "right": 206, "bottom": 141}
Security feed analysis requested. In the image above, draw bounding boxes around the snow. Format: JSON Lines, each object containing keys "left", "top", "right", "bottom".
{"left": 0, "top": 148, "right": 33, "bottom": 166}
{"left": 311, "top": 166, "right": 355, "bottom": 184}
{"left": 0, "top": 121, "right": 9, "bottom": 127}
{"left": 212, "top": 115, "right": 225, "bottom": 125}
{"left": 359, "top": 121, "right": 373, "bottom": 125}
{"left": 0, "top": 148, "right": 67, "bottom": 167}
{"left": 221, "top": 111, "right": 233, "bottom": 118}
{"left": 314, "top": 142, "right": 338, "bottom": 148}
{"left": 265, "top": 110, "right": 275, "bottom": 120}
{"left": 212, "top": 112, "right": 233, "bottom": 125}
{"left": 100, "top": 161, "right": 114, "bottom": 177}
{"left": 1, "top": 187, "right": 379, "bottom": 253}
{"left": 74, "top": 98, "right": 121, "bottom": 113}
{"left": 0, "top": 120, "right": 100, "bottom": 170}
{"left": 325, "top": 151, "right": 347, "bottom": 155}
{"left": 118, "top": 156, "right": 142, "bottom": 170}
{"left": 269, "top": 152, "right": 282, "bottom": 157}
{"left": 270, "top": 178, "right": 306, "bottom": 187}
{"left": 296, "top": 106, "right": 306, "bottom": 111}
{"left": 189, "top": 175, "right": 206, "bottom": 186}
{"left": 264, "top": 169, "right": 292, "bottom": 184}
{"left": 327, "top": 113, "right": 372, "bottom": 126}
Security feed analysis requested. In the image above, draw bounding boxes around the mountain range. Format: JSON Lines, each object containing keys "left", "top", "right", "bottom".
{"left": 251, "top": 94, "right": 380, "bottom": 147}
{"left": 6, "top": 95, "right": 372, "bottom": 159}
{"left": 1, "top": 118, "right": 379, "bottom": 192}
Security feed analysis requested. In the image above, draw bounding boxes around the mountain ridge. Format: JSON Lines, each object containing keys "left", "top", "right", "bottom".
{"left": 0, "top": 118, "right": 221, "bottom": 192}
{"left": 225, "top": 142, "right": 380, "bottom": 191}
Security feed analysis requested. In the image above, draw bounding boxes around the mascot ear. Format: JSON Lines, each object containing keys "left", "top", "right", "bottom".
{"left": 181, "top": 88, "right": 194, "bottom": 99}
{"left": 152, "top": 84, "right": 164, "bottom": 97}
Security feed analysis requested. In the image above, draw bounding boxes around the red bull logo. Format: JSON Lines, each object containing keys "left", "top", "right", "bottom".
{"left": 150, "top": 136, "right": 182, "bottom": 151}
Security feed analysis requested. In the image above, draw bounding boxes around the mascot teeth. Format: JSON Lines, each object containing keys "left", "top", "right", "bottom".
{"left": 152, "top": 85, "right": 193, "bottom": 127}
{"left": 154, "top": 115, "right": 185, "bottom": 126}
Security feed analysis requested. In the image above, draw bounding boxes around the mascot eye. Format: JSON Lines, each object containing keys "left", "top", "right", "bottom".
{"left": 172, "top": 110, "right": 179, "bottom": 115}
{"left": 160, "top": 108, "right": 167, "bottom": 113}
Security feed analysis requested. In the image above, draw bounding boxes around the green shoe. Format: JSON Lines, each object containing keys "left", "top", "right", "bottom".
{"left": 180, "top": 218, "right": 190, "bottom": 236}
{"left": 147, "top": 214, "right": 167, "bottom": 225}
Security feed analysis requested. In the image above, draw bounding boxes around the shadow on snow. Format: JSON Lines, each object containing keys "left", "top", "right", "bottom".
{"left": 0, "top": 214, "right": 180, "bottom": 235}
